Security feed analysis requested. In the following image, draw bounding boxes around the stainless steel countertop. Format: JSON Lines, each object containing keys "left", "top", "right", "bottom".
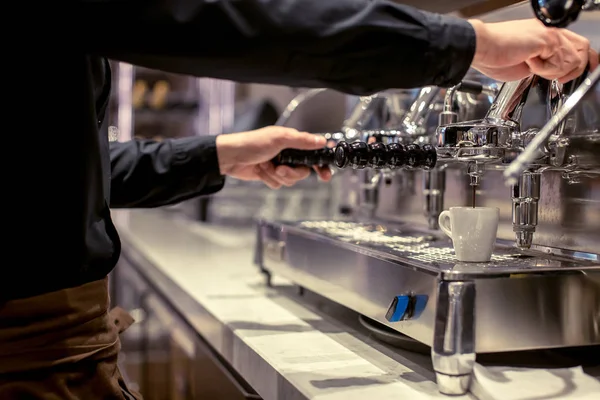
{"left": 112, "top": 210, "right": 600, "bottom": 400}
{"left": 113, "top": 209, "right": 471, "bottom": 400}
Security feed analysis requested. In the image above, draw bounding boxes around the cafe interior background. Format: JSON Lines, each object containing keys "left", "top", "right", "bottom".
{"left": 106, "top": 1, "right": 600, "bottom": 399}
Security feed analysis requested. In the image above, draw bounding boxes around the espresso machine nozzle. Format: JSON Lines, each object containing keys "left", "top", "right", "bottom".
{"left": 512, "top": 171, "right": 542, "bottom": 249}
{"left": 467, "top": 162, "right": 485, "bottom": 187}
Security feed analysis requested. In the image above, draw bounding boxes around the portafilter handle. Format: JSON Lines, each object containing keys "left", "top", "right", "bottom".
{"left": 272, "top": 147, "right": 335, "bottom": 167}
{"left": 272, "top": 141, "right": 438, "bottom": 170}
{"left": 334, "top": 141, "right": 437, "bottom": 170}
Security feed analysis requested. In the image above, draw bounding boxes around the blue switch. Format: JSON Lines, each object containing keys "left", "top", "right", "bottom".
{"left": 385, "top": 295, "right": 410, "bottom": 322}
{"left": 385, "top": 294, "right": 429, "bottom": 322}
{"left": 412, "top": 294, "right": 428, "bottom": 319}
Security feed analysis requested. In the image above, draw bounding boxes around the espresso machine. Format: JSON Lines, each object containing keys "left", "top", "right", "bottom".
{"left": 255, "top": 0, "right": 600, "bottom": 395}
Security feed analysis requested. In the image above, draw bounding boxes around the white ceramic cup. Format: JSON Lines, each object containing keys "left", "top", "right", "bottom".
{"left": 438, "top": 207, "right": 500, "bottom": 262}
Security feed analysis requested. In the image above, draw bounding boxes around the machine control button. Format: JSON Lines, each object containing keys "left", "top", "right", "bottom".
{"left": 385, "top": 294, "right": 429, "bottom": 322}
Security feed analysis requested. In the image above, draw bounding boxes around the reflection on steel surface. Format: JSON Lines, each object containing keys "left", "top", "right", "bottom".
{"left": 256, "top": 219, "right": 600, "bottom": 396}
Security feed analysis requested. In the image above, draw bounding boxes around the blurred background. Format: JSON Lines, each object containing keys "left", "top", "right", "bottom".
{"left": 107, "top": 61, "right": 350, "bottom": 226}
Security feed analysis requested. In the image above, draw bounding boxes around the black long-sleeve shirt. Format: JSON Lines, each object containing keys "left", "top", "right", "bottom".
{"left": 3, "top": 0, "right": 476, "bottom": 300}
{"left": 109, "top": 138, "right": 224, "bottom": 208}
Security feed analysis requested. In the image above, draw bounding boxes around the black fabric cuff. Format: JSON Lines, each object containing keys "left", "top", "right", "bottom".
{"left": 426, "top": 15, "right": 477, "bottom": 88}
{"left": 172, "top": 135, "right": 226, "bottom": 197}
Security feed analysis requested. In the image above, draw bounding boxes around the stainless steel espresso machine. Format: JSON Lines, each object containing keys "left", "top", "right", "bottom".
{"left": 255, "top": 1, "right": 600, "bottom": 395}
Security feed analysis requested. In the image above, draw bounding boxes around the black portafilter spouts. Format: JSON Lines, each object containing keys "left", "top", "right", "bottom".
{"left": 272, "top": 140, "right": 437, "bottom": 170}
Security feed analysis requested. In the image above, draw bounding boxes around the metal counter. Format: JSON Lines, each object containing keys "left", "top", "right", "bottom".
{"left": 112, "top": 210, "right": 458, "bottom": 400}
{"left": 112, "top": 210, "right": 599, "bottom": 400}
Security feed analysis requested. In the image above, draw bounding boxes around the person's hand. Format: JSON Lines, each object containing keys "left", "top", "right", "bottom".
{"left": 216, "top": 126, "right": 332, "bottom": 189}
{"left": 469, "top": 18, "right": 598, "bottom": 83}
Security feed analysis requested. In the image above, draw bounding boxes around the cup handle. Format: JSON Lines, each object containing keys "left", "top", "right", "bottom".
{"left": 438, "top": 210, "right": 452, "bottom": 238}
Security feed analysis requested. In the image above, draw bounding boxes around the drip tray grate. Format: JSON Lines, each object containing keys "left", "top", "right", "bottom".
{"left": 294, "top": 221, "right": 585, "bottom": 272}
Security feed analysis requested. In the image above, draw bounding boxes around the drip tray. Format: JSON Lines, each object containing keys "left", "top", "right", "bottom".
{"left": 358, "top": 315, "right": 430, "bottom": 354}
{"left": 359, "top": 314, "right": 600, "bottom": 373}
{"left": 290, "top": 220, "right": 597, "bottom": 276}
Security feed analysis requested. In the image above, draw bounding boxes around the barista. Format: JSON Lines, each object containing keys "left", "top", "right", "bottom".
{"left": 1, "top": 1, "right": 598, "bottom": 399}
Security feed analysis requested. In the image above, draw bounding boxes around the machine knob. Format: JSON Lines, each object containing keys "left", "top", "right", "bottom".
{"left": 367, "top": 142, "right": 389, "bottom": 169}
{"left": 385, "top": 294, "right": 429, "bottom": 322}
{"left": 405, "top": 143, "right": 437, "bottom": 170}
{"left": 335, "top": 141, "right": 438, "bottom": 170}
{"left": 387, "top": 143, "right": 408, "bottom": 169}
{"left": 335, "top": 141, "right": 370, "bottom": 169}
{"left": 273, "top": 147, "right": 335, "bottom": 167}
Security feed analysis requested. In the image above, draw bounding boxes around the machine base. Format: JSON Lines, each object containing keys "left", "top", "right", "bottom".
{"left": 256, "top": 219, "right": 600, "bottom": 395}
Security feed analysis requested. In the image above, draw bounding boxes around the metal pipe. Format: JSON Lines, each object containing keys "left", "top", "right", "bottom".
{"left": 275, "top": 88, "right": 328, "bottom": 126}
{"left": 503, "top": 67, "right": 600, "bottom": 186}
{"left": 401, "top": 86, "right": 441, "bottom": 136}
{"left": 512, "top": 172, "right": 542, "bottom": 249}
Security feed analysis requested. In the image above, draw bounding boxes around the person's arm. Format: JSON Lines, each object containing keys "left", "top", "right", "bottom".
{"left": 81, "top": 0, "right": 476, "bottom": 94}
{"left": 109, "top": 136, "right": 225, "bottom": 208}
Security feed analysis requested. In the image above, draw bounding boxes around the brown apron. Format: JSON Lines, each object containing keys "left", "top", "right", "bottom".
{"left": 0, "top": 277, "right": 143, "bottom": 400}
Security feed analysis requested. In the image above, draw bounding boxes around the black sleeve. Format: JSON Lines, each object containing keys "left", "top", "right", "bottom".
{"left": 109, "top": 135, "right": 225, "bottom": 208}
{"left": 81, "top": 0, "right": 476, "bottom": 95}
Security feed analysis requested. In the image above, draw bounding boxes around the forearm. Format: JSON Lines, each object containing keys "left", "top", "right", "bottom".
{"left": 81, "top": 0, "right": 476, "bottom": 94}
{"left": 109, "top": 136, "right": 225, "bottom": 208}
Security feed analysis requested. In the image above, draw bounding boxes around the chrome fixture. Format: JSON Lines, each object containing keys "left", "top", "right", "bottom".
{"left": 356, "top": 82, "right": 494, "bottom": 229}
{"left": 275, "top": 88, "right": 328, "bottom": 126}
{"left": 504, "top": 67, "right": 600, "bottom": 185}
{"left": 423, "top": 167, "right": 446, "bottom": 229}
{"left": 531, "top": 0, "right": 600, "bottom": 28}
{"left": 401, "top": 86, "right": 442, "bottom": 137}
{"left": 511, "top": 171, "right": 542, "bottom": 249}
{"left": 437, "top": 68, "right": 599, "bottom": 249}
{"left": 436, "top": 76, "right": 549, "bottom": 186}
{"left": 357, "top": 87, "right": 442, "bottom": 220}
